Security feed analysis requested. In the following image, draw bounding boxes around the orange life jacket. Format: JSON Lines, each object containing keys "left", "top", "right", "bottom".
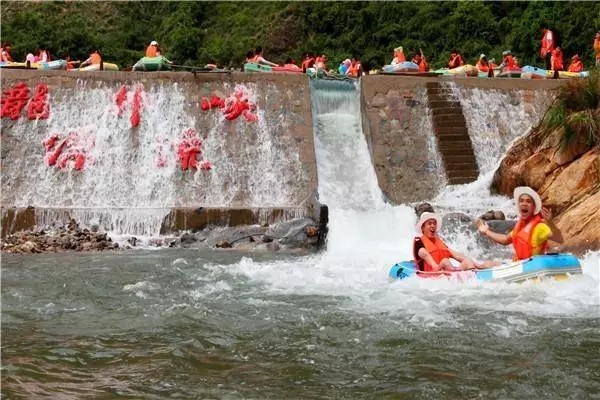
{"left": 414, "top": 235, "right": 453, "bottom": 272}
{"left": 511, "top": 214, "right": 548, "bottom": 261}
{"left": 567, "top": 60, "right": 583, "bottom": 73}
{"left": 393, "top": 51, "right": 406, "bottom": 64}
{"left": 416, "top": 59, "right": 428, "bottom": 72}
{"left": 540, "top": 30, "right": 554, "bottom": 57}
{"left": 348, "top": 62, "right": 361, "bottom": 77}
{"left": 476, "top": 61, "right": 490, "bottom": 72}
{"left": 551, "top": 49, "right": 564, "bottom": 71}
{"left": 595, "top": 39, "right": 600, "bottom": 60}
{"left": 90, "top": 52, "right": 101, "bottom": 65}
{"left": 145, "top": 45, "right": 158, "bottom": 57}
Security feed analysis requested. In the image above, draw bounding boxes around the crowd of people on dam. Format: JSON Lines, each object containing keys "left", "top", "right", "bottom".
{"left": 2, "top": 28, "right": 599, "bottom": 74}
{"left": 240, "top": 28, "right": 600, "bottom": 76}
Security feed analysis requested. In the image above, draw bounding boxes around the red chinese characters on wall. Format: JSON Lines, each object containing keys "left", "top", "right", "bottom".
{"left": 155, "top": 128, "right": 213, "bottom": 171}
{"left": 1, "top": 82, "right": 50, "bottom": 121}
{"left": 43, "top": 131, "right": 96, "bottom": 171}
{"left": 199, "top": 85, "right": 258, "bottom": 122}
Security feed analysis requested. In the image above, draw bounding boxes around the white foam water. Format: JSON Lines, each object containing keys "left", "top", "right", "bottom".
{"left": 215, "top": 82, "right": 599, "bottom": 323}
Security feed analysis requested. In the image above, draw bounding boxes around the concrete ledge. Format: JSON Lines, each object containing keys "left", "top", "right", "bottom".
{"left": 1, "top": 206, "right": 322, "bottom": 238}
{"left": 159, "top": 207, "right": 314, "bottom": 234}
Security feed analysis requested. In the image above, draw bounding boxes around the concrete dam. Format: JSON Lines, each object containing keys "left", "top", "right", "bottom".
{"left": 0, "top": 70, "right": 563, "bottom": 238}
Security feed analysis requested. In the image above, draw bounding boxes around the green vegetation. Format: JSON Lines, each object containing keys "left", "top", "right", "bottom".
{"left": 2, "top": 1, "right": 600, "bottom": 70}
{"left": 543, "top": 69, "right": 600, "bottom": 149}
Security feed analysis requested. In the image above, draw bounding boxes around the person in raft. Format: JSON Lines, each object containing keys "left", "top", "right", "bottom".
{"left": 411, "top": 49, "right": 429, "bottom": 72}
{"left": 253, "top": 46, "right": 278, "bottom": 67}
{"left": 146, "top": 40, "right": 161, "bottom": 57}
{"left": 391, "top": 46, "right": 406, "bottom": 65}
{"left": 145, "top": 40, "right": 172, "bottom": 63}
{"left": 476, "top": 186, "right": 564, "bottom": 261}
{"left": 79, "top": 49, "right": 102, "bottom": 68}
{"left": 414, "top": 212, "right": 496, "bottom": 274}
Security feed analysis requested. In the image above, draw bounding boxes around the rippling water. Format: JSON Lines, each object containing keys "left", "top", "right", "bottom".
{"left": 2, "top": 250, "right": 599, "bottom": 399}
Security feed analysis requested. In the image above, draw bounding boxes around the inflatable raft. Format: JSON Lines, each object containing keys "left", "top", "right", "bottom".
{"left": 1, "top": 60, "right": 67, "bottom": 70}
{"left": 37, "top": 60, "right": 68, "bottom": 70}
{"left": 132, "top": 56, "right": 171, "bottom": 71}
{"left": 382, "top": 61, "right": 419, "bottom": 73}
{"left": 433, "top": 64, "right": 479, "bottom": 77}
{"left": 520, "top": 66, "right": 589, "bottom": 79}
{"left": 75, "top": 62, "right": 119, "bottom": 71}
{"left": 388, "top": 253, "right": 582, "bottom": 283}
{"left": 244, "top": 62, "right": 303, "bottom": 73}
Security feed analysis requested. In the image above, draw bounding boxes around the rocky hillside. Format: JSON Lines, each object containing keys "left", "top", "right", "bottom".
{"left": 491, "top": 73, "right": 600, "bottom": 254}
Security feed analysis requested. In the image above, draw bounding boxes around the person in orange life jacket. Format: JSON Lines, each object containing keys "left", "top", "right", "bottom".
{"left": 80, "top": 50, "right": 102, "bottom": 67}
{"left": 476, "top": 186, "right": 564, "bottom": 261}
{"left": 567, "top": 54, "right": 584, "bottom": 73}
{"left": 499, "top": 50, "right": 519, "bottom": 72}
{"left": 391, "top": 46, "right": 406, "bottom": 65}
{"left": 551, "top": 47, "right": 564, "bottom": 71}
{"left": 348, "top": 56, "right": 363, "bottom": 77}
{"left": 146, "top": 40, "right": 161, "bottom": 57}
{"left": 540, "top": 27, "right": 555, "bottom": 70}
{"left": 447, "top": 50, "right": 464, "bottom": 69}
{"left": 253, "top": 46, "right": 278, "bottom": 67}
{"left": 411, "top": 50, "right": 429, "bottom": 73}
{"left": 414, "top": 212, "right": 496, "bottom": 273}
{"left": 476, "top": 54, "right": 491, "bottom": 73}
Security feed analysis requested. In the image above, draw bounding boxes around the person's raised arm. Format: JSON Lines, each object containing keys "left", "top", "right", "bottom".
{"left": 476, "top": 220, "right": 512, "bottom": 245}
{"left": 541, "top": 207, "right": 564, "bottom": 244}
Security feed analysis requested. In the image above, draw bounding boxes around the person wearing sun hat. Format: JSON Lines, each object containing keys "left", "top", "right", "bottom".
{"left": 391, "top": 46, "right": 406, "bottom": 65}
{"left": 477, "top": 186, "right": 564, "bottom": 261}
{"left": 476, "top": 53, "right": 491, "bottom": 73}
{"left": 413, "top": 212, "right": 495, "bottom": 275}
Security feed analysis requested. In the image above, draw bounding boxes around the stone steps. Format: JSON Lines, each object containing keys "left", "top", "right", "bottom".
{"left": 426, "top": 81, "right": 479, "bottom": 185}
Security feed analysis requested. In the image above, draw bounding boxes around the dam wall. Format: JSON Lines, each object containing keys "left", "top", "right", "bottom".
{"left": 1, "top": 70, "right": 567, "bottom": 237}
{"left": 360, "top": 75, "right": 564, "bottom": 204}
{"left": 1, "top": 70, "right": 319, "bottom": 236}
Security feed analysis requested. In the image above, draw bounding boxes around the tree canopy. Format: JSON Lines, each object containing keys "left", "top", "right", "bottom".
{"left": 2, "top": 1, "right": 599, "bottom": 70}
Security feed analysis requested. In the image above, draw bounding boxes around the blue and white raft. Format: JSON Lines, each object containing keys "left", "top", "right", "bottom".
{"left": 389, "top": 253, "right": 582, "bottom": 283}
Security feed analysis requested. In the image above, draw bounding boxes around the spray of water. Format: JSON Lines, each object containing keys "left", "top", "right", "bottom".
{"left": 2, "top": 80, "right": 308, "bottom": 235}
{"left": 216, "top": 81, "right": 599, "bottom": 323}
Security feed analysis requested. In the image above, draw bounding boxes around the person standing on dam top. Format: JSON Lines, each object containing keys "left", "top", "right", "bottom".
{"left": 540, "top": 27, "right": 555, "bottom": 70}
{"left": 414, "top": 212, "right": 496, "bottom": 275}
{"left": 476, "top": 186, "right": 564, "bottom": 261}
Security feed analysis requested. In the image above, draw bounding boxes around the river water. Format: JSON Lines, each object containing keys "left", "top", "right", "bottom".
{"left": 2, "top": 81, "right": 600, "bottom": 399}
